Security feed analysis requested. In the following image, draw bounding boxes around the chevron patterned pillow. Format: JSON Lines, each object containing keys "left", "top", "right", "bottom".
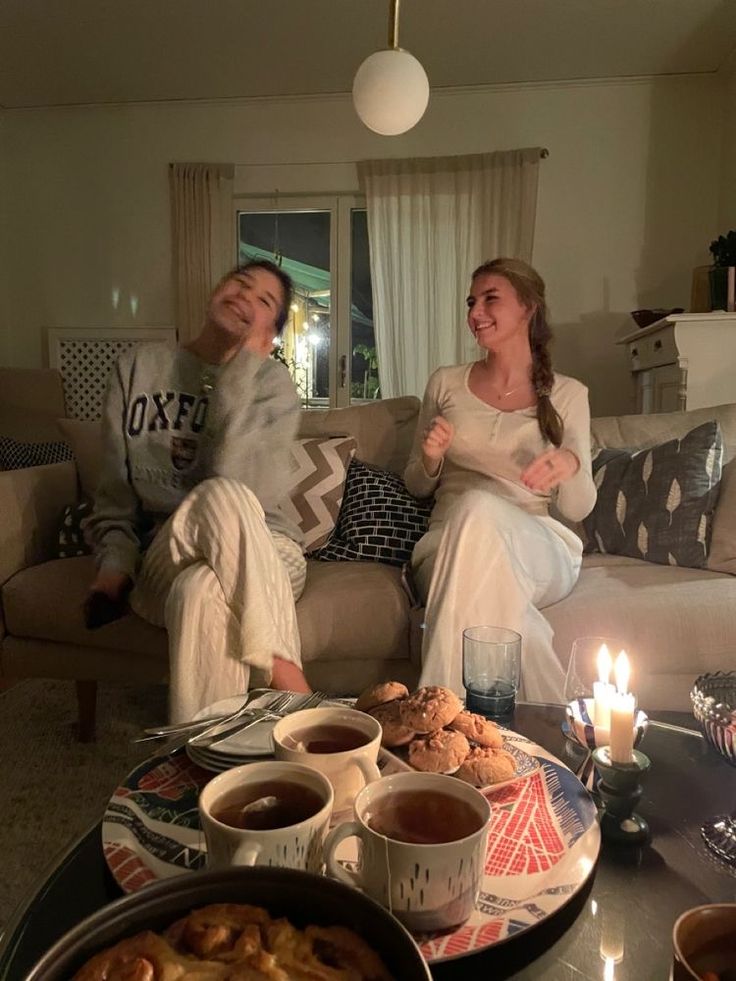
{"left": 583, "top": 420, "right": 723, "bottom": 568}
{"left": 310, "top": 458, "right": 433, "bottom": 567}
{"left": 282, "top": 436, "right": 357, "bottom": 551}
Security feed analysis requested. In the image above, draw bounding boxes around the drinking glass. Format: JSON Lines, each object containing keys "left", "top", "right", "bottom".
{"left": 462, "top": 626, "right": 521, "bottom": 720}
{"left": 564, "top": 635, "right": 628, "bottom": 703}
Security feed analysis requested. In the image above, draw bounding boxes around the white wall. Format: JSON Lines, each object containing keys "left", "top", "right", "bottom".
{"left": 1, "top": 74, "right": 723, "bottom": 415}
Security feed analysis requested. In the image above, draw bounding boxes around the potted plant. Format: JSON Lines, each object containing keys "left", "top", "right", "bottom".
{"left": 709, "top": 231, "right": 736, "bottom": 311}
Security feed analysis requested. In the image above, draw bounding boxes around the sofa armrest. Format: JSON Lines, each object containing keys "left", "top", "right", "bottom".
{"left": 0, "top": 461, "right": 78, "bottom": 587}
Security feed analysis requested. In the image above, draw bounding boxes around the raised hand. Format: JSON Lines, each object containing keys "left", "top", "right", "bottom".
{"left": 521, "top": 447, "right": 580, "bottom": 493}
{"left": 421, "top": 415, "right": 455, "bottom": 475}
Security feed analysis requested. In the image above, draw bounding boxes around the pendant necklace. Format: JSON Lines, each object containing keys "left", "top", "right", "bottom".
{"left": 496, "top": 381, "right": 529, "bottom": 400}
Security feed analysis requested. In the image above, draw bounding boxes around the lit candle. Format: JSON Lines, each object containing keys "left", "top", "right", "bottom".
{"left": 609, "top": 651, "right": 636, "bottom": 763}
{"left": 593, "top": 644, "right": 614, "bottom": 730}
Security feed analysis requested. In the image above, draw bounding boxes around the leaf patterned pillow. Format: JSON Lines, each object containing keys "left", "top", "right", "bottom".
{"left": 583, "top": 420, "right": 723, "bottom": 568}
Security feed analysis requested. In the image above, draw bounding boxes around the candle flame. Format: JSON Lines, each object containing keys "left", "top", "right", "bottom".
{"left": 614, "top": 650, "right": 630, "bottom": 694}
{"left": 597, "top": 644, "right": 612, "bottom": 684}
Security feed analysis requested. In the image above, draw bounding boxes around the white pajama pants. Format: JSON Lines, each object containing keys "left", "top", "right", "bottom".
{"left": 130, "top": 477, "right": 306, "bottom": 722}
{"left": 411, "top": 490, "right": 582, "bottom": 705}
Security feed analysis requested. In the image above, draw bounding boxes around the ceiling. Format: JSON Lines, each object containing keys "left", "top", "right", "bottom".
{"left": 1, "top": 0, "right": 734, "bottom": 110}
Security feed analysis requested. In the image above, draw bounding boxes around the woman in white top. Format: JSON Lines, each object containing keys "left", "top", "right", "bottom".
{"left": 404, "top": 258, "right": 597, "bottom": 703}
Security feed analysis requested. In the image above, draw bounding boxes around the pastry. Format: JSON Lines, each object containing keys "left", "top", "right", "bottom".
{"left": 368, "top": 699, "right": 416, "bottom": 747}
{"left": 455, "top": 746, "right": 517, "bottom": 787}
{"left": 448, "top": 710, "right": 504, "bottom": 748}
{"left": 399, "top": 686, "right": 463, "bottom": 733}
{"left": 407, "top": 729, "right": 470, "bottom": 773}
{"left": 75, "top": 904, "right": 392, "bottom": 981}
{"left": 354, "top": 681, "right": 409, "bottom": 714}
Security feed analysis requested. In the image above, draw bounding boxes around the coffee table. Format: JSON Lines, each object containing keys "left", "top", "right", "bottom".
{"left": 1, "top": 703, "right": 733, "bottom": 980}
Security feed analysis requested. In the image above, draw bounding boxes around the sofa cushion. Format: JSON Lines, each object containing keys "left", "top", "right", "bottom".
{"left": 281, "top": 436, "right": 356, "bottom": 551}
{"left": 0, "top": 435, "right": 73, "bottom": 471}
{"left": 2, "top": 554, "right": 413, "bottom": 666}
{"left": 297, "top": 397, "right": 420, "bottom": 474}
{"left": 312, "top": 459, "right": 432, "bottom": 567}
{"left": 56, "top": 418, "right": 103, "bottom": 499}
{"left": 583, "top": 421, "right": 723, "bottom": 569}
{"left": 296, "top": 559, "right": 413, "bottom": 663}
{"left": 591, "top": 402, "right": 736, "bottom": 575}
{"left": 545, "top": 554, "right": 736, "bottom": 710}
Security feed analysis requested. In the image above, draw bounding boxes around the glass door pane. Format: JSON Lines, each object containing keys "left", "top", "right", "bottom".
{"left": 238, "top": 210, "right": 331, "bottom": 409}
{"left": 350, "top": 209, "right": 379, "bottom": 403}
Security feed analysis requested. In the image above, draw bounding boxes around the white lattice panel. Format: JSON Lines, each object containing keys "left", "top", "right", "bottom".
{"left": 47, "top": 328, "right": 177, "bottom": 421}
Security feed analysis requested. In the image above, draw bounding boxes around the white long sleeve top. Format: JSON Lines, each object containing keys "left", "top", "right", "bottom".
{"left": 404, "top": 363, "right": 597, "bottom": 528}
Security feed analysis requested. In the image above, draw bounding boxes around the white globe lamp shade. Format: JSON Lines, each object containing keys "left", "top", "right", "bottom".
{"left": 353, "top": 48, "right": 429, "bottom": 136}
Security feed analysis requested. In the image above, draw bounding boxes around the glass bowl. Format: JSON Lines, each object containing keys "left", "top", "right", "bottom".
{"left": 690, "top": 671, "right": 736, "bottom": 765}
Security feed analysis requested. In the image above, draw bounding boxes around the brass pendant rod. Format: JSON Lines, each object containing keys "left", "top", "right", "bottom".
{"left": 388, "top": 0, "right": 400, "bottom": 49}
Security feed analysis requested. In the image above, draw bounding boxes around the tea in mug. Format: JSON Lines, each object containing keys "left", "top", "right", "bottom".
{"left": 284, "top": 724, "right": 371, "bottom": 754}
{"left": 210, "top": 779, "right": 325, "bottom": 831}
{"left": 365, "top": 789, "right": 484, "bottom": 844}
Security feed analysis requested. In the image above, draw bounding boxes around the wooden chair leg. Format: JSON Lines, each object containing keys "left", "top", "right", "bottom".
{"left": 75, "top": 680, "right": 98, "bottom": 742}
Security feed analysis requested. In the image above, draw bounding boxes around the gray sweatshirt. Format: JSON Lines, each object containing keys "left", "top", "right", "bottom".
{"left": 85, "top": 342, "right": 303, "bottom": 578}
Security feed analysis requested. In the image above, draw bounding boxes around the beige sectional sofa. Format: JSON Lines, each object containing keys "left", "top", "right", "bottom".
{"left": 2, "top": 373, "right": 735, "bottom": 739}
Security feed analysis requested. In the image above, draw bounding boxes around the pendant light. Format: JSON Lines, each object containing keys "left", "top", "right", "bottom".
{"left": 352, "top": 0, "right": 429, "bottom": 136}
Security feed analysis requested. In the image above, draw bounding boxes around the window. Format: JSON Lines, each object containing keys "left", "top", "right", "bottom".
{"left": 235, "top": 196, "right": 378, "bottom": 408}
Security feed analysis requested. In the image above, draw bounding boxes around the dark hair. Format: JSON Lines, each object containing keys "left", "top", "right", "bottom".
{"left": 471, "top": 257, "right": 563, "bottom": 447}
{"left": 219, "top": 259, "right": 294, "bottom": 334}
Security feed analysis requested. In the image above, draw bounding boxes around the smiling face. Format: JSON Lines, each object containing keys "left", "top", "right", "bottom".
{"left": 466, "top": 272, "right": 534, "bottom": 353}
{"left": 206, "top": 266, "right": 285, "bottom": 351}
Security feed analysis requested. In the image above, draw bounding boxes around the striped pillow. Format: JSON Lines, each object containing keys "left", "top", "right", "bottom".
{"left": 283, "top": 436, "right": 357, "bottom": 550}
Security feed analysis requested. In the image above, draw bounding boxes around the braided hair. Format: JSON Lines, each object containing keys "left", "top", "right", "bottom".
{"left": 471, "top": 257, "right": 563, "bottom": 447}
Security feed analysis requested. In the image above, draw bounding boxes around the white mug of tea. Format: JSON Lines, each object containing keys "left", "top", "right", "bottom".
{"left": 198, "top": 760, "right": 333, "bottom": 873}
{"left": 323, "top": 770, "right": 491, "bottom": 932}
{"left": 272, "top": 707, "right": 382, "bottom": 814}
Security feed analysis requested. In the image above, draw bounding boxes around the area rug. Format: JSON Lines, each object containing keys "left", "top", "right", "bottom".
{"left": 0, "top": 678, "right": 167, "bottom": 936}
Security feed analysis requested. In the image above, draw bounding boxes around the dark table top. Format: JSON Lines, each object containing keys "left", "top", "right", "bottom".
{"left": 1, "top": 703, "right": 734, "bottom": 980}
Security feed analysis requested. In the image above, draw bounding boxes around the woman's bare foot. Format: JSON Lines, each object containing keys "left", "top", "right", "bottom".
{"left": 271, "top": 657, "right": 311, "bottom": 693}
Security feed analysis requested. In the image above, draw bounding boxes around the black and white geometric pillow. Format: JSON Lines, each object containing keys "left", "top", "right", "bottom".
{"left": 310, "top": 458, "right": 433, "bottom": 567}
{"left": 583, "top": 420, "right": 723, "bottom": 569}
{"left": 0, "top": 436, "right": 73, "bottom": 471}
{"left": 57, "top": 500, "right": 93, "bottom": 559}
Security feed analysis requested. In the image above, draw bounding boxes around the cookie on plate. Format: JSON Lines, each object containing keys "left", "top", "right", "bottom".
{"left": 399, "top": 686, "right": 463, "bottom": 733}
{"left": 455, "top": 746, "right": 517, "bottom": 787}
{"left": 354, "top": 681, "right": 409, "bottom": 714}
{"left": 368, "top": 699, "right": 416, "bottom": 748}
{"left": 448, "top": 710, "right": 504, "bottom": 748}
{"left": 408, "top": 729, "right": 470, "bottom": 774}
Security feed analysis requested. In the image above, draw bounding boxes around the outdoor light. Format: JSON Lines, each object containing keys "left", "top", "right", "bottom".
{"left": 352, "top": 0, "right": 429, "bottom": 136}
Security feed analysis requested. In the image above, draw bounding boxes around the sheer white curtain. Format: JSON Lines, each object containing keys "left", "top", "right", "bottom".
{"left": 358, "top": 149, "right": 542, "bottom": 398}
{"left": 169, "top": 163, "right": 235, "bottom": 344}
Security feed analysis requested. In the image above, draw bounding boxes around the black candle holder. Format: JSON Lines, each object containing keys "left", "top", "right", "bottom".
{"left": 592, "top": 746, "right": 651, "bottom": 845}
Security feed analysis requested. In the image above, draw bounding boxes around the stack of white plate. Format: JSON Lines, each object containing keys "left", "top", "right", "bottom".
{"left": 185, "top": 693, "right": 344, "bottom": 773}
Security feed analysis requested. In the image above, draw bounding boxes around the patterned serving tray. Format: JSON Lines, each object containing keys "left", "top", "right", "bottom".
{"left": 103, "top": 728, "right": 600, "bottom": 964}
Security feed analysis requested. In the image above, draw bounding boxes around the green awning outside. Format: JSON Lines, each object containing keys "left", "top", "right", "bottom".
{"left": 239, "top": 244, "right": 372, "bottom": 327}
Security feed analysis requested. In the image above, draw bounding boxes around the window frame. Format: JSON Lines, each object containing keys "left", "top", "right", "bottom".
{"left": 233, "top": 193, "right": 367, "bottom": 409}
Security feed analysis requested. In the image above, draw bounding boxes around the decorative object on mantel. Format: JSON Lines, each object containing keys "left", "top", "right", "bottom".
{"left": 353, "top": 0, "right": 429, "bottom": 136}
{"left": 709, "top": 230, "right": 736, "bottom": 312}
{"left": 630, "top": 308, "right": 683, "bottom": 329}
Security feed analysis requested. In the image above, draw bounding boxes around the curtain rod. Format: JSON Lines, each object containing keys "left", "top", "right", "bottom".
{"left": 235, "top": 148, "right": 549, "bottom": 168}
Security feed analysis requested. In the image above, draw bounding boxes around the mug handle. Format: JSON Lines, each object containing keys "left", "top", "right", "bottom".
{"left": 323, "top": 821, "right": 362, "bottom": 888}
{"left": 354, "top": 756, "right": 381, "bottom": 786}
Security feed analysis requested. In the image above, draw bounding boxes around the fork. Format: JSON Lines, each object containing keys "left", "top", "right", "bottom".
{"left": 134, "top": 687, "right": 277, "bottom": 744}
{"left": 190, "top": 689, "right": 327, "bottom": 750}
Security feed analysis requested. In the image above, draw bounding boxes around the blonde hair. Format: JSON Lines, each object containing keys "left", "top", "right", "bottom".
{"left": 471, "top": 257, "right": 563, "bottom": 447}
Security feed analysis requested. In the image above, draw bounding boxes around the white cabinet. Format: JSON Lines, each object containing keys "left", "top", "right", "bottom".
{"left": 617, "top": 312, "right": 736, "bottom": 414}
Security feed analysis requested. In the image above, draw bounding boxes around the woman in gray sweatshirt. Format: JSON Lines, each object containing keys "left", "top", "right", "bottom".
{"left": 84, "top": 260, "right": 311, "bottom": 720}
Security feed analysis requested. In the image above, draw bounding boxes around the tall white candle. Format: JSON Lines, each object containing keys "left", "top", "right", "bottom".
{"left": 609, "top": 651, "right": 635, "bottom": 763}
{"left": 593, "top": 644, "right": 614, "bottom": 730}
